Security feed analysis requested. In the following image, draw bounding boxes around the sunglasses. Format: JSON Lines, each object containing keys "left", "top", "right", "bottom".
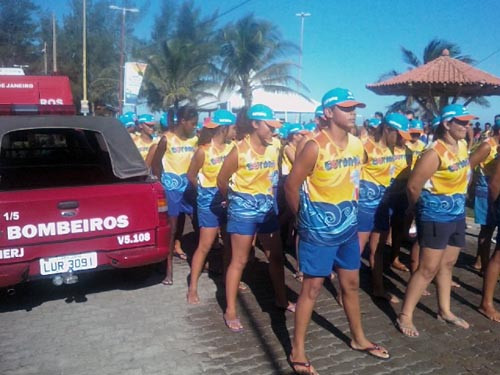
{"left": 451, "top": 119, "right": 469, "bottom": 127}
{"left": 143, "top": 123, "right": 155, "bottom": 128}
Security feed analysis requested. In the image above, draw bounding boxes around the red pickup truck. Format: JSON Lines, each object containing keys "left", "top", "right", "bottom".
{"left": 0, "top": 116, "right": 170, "bottom": 288}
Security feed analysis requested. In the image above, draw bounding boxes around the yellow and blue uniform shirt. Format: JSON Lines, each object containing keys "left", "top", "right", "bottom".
{"left": 228, "top": 136, "right": 279, "bottom": 222}
{"left": 418, "top": 139, "right": 470, "bottom": 222}
{"left": 133, "top": 135, "right": 156, "bottom": 161}
{"left": 474, "top": 137, "right": 498, "bottom": 224}
{"left": 297, "top": 131, "right": 364, "bottom": 246}
{"left": 406, "top": 139, "right": 426, "bottom": 169}
{"left": 161, "top": 132, "right": 198, "bottom": 192}
{"left": 197, "top": 141, "right": 233, "bottom": 210}
{"left": 358, "top": 138, "right": 394, "bottom": 213}
{"left": 281, "top": 144, "right": 295, "bottom": 176}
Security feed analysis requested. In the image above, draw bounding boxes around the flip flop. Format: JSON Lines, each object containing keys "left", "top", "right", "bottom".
{"left": 173, "top": 251, "right": 188, "bottom": 260}
{"left": 288, "top": 355, "right": 319, "bottom": 375}
{"left": 223, "top": 314, "right": 244, "bottom": 333}
{"left": 161, "top": 278, "right": 173, "bottom": 286}
{"left": 276, "top": 302, "right": 296, "bottom": 313}
{"left": 391, "top": 262, "right": 410, "bottom": 272}
{"left": 437, "top": 314, "right": 470, "bottom": 329}
{"left": 350, "top": 342, "right": 390, "bottom": 360}
{"left": 373, "top": 292, "right": 400, "bottom": 304}
{"left": 395, "top": 317, "right": 419, "bottom": 338}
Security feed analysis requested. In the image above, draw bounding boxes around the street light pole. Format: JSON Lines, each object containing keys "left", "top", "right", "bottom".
{"left": 295, "top": 12, "right": 310, "bottom": 84}
{"left": 109, "top": 5, "right": 139, "bottom": 115}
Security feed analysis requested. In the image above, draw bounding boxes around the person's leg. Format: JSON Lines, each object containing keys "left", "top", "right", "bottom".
{"left": 358, "top": 231, "right": 370, "bottom": 256}
{"left": 187, "top": 227, "right": 219, "bottom": 304}
{"left": 390, "top": 214, "right": 410, "bottom": 271}
{"left": 258, "top": 231, "right": 292, "bottom": 309}
{"left": 337, "top": 268, "right": 389, "bottom": 357}
{"left": 398, "top": 247, "right": 444, "bottom": 335}
{"left": 370, "top": 231, "right": 398, "bottom": 302}
{"left": 290, "top": 276, "right": 324, "bottom": 373}
{"left": 474, "top": 225, "right": 495, "bottom": 272}
{"left": 174, "top": 213, "right": 187, "bottom": 258}
{"left": 434, "top": 245, "right": 469, "bottom": 328}
{"left": 163, "top": 215, "right": 178, "bottom": 285}
{"left": 479, "top": 248, "right": 500, "bottom": 322}
{"left": 224, "top": 233, "right": 254, "bottom": 327}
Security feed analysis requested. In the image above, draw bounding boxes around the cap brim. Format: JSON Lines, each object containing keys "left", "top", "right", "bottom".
{"left": 336, "top": 100, "right": 366, "bottom": 109}
{"left": 399, "top": 131, "right": 412, "bottom": 141}
{"left": 203, "top": 120, "right": 219, "bottom": 129}
{"left": 454, "top": 114, "right": 478, "bottom": 121}
{"left": 409, "top": 129, "right": 423, "bottom": 135}
{"left": 264, "top": 120, "right": 282, "bottom": 129}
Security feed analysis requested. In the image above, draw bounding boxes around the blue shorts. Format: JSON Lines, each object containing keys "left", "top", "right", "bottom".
{"left": 198, "top": 207, "right": 226, "bottom": 228}
{"left": 227, "top": 215, "right": 279, "bottom": 236}
{"left": 474, "top": 194, "right": 494, "bottom": 226}
{"left": 358, "top": 201, "right": 390, "bottom": 232}
{"left": 417, "top": 218, "right": 465, "bottom": 249}
{"left": 165, "top": 186, "right": 195, "bottom": 217}
{"left": 298, "top": 236, "right": 360, "bottom": 277}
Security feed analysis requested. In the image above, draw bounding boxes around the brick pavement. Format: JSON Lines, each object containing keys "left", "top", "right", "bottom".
{"left": 0, "top": 220, "right": 499, "bottom": 375}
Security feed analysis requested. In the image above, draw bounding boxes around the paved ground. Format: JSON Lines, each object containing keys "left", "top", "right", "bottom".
{"left": 0, "top": 220, "right": 499, "bottom": 375}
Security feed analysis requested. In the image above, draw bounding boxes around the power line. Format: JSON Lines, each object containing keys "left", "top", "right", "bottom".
{"left": 473, "top": 47, "right": 500, "bottom": 67}
{"left": 214, "top": 0, "right": 253, "bottom": 21}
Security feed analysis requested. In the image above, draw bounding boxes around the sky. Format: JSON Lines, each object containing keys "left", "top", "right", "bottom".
{"left": 38, "top": 0, "right": 500, "bottom": 124}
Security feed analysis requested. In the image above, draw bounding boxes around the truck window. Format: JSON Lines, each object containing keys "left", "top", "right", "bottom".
{"left": 0, "top": 128, "right": 118, "bottom": 190}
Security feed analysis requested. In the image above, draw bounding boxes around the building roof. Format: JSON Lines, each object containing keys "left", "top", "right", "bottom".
{"left": 367, "top": 49, "right": 500, "bottom": 97}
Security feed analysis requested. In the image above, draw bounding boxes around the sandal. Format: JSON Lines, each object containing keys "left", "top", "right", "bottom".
{"left": 173, "top": 251, "right": 188, "bottom": 260}
{"left": 437, "top": 314, "right": 470, "bottom": 329}
{"left": 223, "top": 314, "right": 244, "bottom": 333}
{"left": 288, "top": 355, "right": 318, "bottom": 375}
{"left": 350, "top": 342, "right": 390, "bottom": 360}
{"left": 395, "top": 316, "right": 419, "bottom": 337}
{"left": 161, "top": 278, "right": 173, "bottom": 286}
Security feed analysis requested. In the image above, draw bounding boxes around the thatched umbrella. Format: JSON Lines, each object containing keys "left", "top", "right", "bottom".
{"left": 366, "top": 49, "right": 500, "bottom": 116}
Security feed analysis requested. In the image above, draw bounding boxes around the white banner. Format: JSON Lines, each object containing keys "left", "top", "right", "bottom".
{"left": 124, "top": 62, "right": 147, "bottom": 105}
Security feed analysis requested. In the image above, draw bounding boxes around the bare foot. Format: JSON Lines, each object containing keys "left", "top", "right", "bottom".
{"left": 161, "top": 276, "right": 173, "bottom": 285}
{"left": 391, "top": 260, "right": 410, "bottom": 272}
{"left": 238, "top": 281, "right": 249, "bottom": 291}
{"left": 451, "top": 280, "right": 461, "bottom": 288}
{"left": 187, "top": 290, "right": 200, "bottom": 304}
{"left": 373, "top": 291, "right": 400, "bottom": 304}
{"left": 422, "top": 289, "right": 431, "bottom": 296}
{"left": 478, "top": 306, "right": 500, "bottom": 322}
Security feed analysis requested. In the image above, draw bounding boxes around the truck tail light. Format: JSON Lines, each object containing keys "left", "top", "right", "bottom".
{"left": 153, "top": 183, "right": 168, "bottom": 226}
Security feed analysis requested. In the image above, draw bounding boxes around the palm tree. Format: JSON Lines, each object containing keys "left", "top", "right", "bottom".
{"left": 217, "top": 14, "right": 306, "bottom": 107}
{"left": 143, "top": 38, "right": 218, "bottom": 111}
{"left": 379, "top": 38, "right": 487, "bottom": 116}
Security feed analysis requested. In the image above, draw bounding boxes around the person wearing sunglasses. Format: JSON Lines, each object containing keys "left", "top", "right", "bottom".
{"left": 397, "top": 104, "right": 476, "bottom": 337}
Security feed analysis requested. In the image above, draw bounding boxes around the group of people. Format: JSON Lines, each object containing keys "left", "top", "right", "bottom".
{"left": 125, "top": 88, "right": 500, "bottom": 375}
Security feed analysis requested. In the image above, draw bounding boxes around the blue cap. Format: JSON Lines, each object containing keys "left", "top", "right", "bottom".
{"left": 409, "top": 119, "right": 424, "bottom": 133}
{"left": 494, "top": 117, "right": 500, "bottom": 129}
{"left": 431, "top": 116, "right": 441, "bottom": 129}
{"left": 367, "top": 118, "right": 381, "bottom": 128}
{"left": 287, "top": 123, "right": 306, "bottom": 136}
{"left": 138, "top": 114, "right": 155, "bottom": 124}
{"left": 123, "top": 111, "right": 137, "bottom": 121}
{"left": 304, "top": 122, "right": 317, "bottom": 133}
{"left": 440, "top": 104, "right": 477, "bottom": 122}
{"left": 203, "top": 110, "right": 236, "bottom": 128}
{"left": 119, "top": 113, "right": 136, "bottom": 128}
{"left": 247, "top": 104, "right": 281, "bottom": 128}
{"left": 385, "top": 113, "right": 411, "bottom": 140}
{"left": 160, "top": 112, "right": 167, "bottom": 126}
{"left": 322, "top": 88, "right": 366, "bottom": 109}
{"left": 315, "top": 105, "right": 324, "bottom": 118}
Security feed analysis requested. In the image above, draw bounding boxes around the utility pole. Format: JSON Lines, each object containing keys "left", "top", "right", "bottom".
{"left": 81, "top": 0, "right": 89, "bottom": 116}
{"left": 295, "top": 12, "right": 310, "bottom": 84}
{"left": 52, "top": 13, "right": 57, "bottom": 73}
{"left": 109, "top": 5, "right": 139, "bottom": 115}
{"left": 42, "top": 42, "right": 47, "bottom": 75}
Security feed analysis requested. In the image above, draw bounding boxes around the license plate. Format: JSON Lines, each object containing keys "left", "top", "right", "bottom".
{"left": 40, "top": 252, "right": 98, "bottom": 275}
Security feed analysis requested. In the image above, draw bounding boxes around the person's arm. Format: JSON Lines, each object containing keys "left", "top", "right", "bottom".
{"left": 295, "top": 136, "right": 309, "bottom": 159}
{"left": 217, "top": 146, "right": 238, "bottom": 200}
{"left": 489, "top": 158, "right": 500, "bottom": 202}
{"left": 285, "top": 140, "right": 318, "bottom": 215}
{"left": 469, "top": 141, "right": 491, "bottom": 170}
{"left": 144, "top": 143, "right": 158, "bottom": 168}
{"left": 186, "top": 148, "right": 205, "bottom": 187}
{"left": 406, "top": 148, "right": 440, "bottom": 211}
{"left": 151, "top": 136, "right": 167, "bottom": 179}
